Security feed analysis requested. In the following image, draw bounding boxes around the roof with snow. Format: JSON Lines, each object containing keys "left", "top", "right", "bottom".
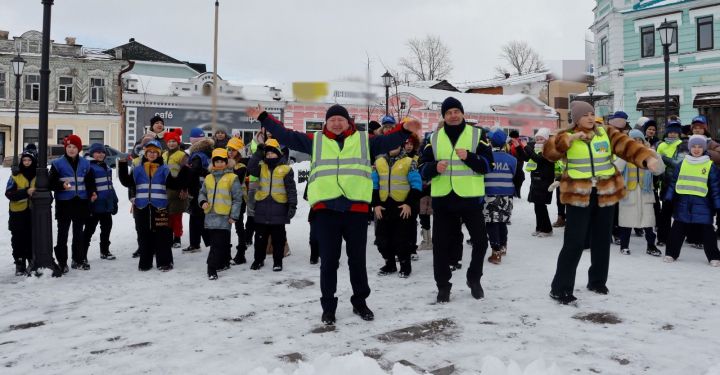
{"left": 407, "top": 80, "right": 459, "bottom": 92}
{"left": 455, "top": 71, "right": 551, "bottom": 91}
{"left": 624, "top": 0, "right": 695, "bottom": 12}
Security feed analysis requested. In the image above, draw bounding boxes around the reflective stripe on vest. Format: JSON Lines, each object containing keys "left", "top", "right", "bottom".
{"left": 53, "top": 156, "right": 90, "bottom": 200}
{"left": 307, "top": 131, "right": 372, "bottom": 206}
{"left": 256, "top": 163, "right": 290, "bottom": 203}
{"left": 133, "top": 164, "right": 170, "bottom": 209}
{"left": 676, "top": 160, "right": 712, "bottom": 197}
{"left": 375, "top": 156, "right": 412, "bottom": 202}
{"left": 204, "top": 172, "right": 237, "bottom": 215}
{"left": 525, "top": 159, "right": 537, "bottom": 172}
{"left": 430, "top": 125, "right": 485, "bottom": 198}
{"left": 89, "top": 163, "right": 114, "bottom": 199}
{"left": 565, "top": 127, "right": 615, "bottom": 179}
{"left": 9, "top": 174, "right": 36, "bottom": 212}
{"left": 163, "top": 149, "right": 186, "bottom": 177}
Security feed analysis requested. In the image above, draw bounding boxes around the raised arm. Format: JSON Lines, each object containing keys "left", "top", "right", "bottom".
{"left": 256, "top": 112, "right": 313, "bottom": 154}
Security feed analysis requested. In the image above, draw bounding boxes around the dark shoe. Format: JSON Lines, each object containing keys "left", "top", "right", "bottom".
{"left": 352, "top": 302, "right": 374, "bottom": 321}
{"left": 321, "top": 311, "right": 336, "bottom": 325}
{"left": 81, "top": 261, "right": 91, "bottom": 271}
{"left": 449, "top": 262, "right": 462, "bottom": 271}
{"left": 587, "top": 284, "right": 609, "bottom": 295}
{"left": 71, "top": 260, "right": 82, "bottom": 270}
{"left": 552, "top": 217, "right": 566, "bottom": 228}
{"left": 488, "top": 250, "right": 502, "bottom": 265}
{"left": 656, "top": 241, "right": 665, "bottom": 247}
{"left": 157, "top": 265, "right": 173, "bottom": 272}
{"left": 218, "top": 264, "right": 231, "bottom": 272}
{"left": 273, "top": 263, "right": 283, "bottom": 272}
{"left": 398, "top": 260, "right": 411, "bottom": 278}
{"left": 14, "top": 259, "right": 26, "bottom": 276}
{"left": 245, "top": 238, "right": 253, "bottom": 246}
{"left": 634, "top": 228, "right": 644, "bottom": 237}
{"left": 232, "top": 254, "right": 247, "bottom": 265}
{"left": 182, "top": 245, "right": 201, "bottom": 253}
{"left": 646, "top": 245, "right": 662, "bottom": 257}
{"left": 208, "top": 268, "right": 218, "bottom": 280}
{"left": 437, "top": 285, "right": 451, "bottom": 303}
{"left": 172, "top": 236, "right": 182, "bottom": 249}
{"left": 467, "top": 280, "right": 484, "bottom": 299}
{"left": 132, "top": 249, "right": 140, "bottom": 258}
{"left": 138, "top": 266, "right": 152, "bottom": 272}
{"left": 310, "top": 257, "right": 319, "bottom": 265}
{"left": 60, "top": 263, "right": 70, "bottom": 274}
{"left": 613, "top": 236, "right": 621, "bottom": 245}
{"left": 250, "top": 260, "right": 264, "bottom": 270}
{"left": 378, "top": 260, "right": 397, "bottom": 276}
{"left": 100, "top": 252, "right": 116, "bottom": 260}
{"left": 549, "top": 291, "right": 577, "bottom": 305}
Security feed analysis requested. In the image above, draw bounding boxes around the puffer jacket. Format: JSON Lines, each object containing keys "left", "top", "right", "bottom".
{"left": 198, "top": 167, "right": 243, "bottom": 230}
{"left": 247, "top": 150, "right": 297, "bottom": 225}
{"left": 664, "top": 157, "right": 720, "bottom": 225}
{"left": 187, "top": 138, "right": 215, "bottom": 215}
{"left": 543, "top": 125, "right": 657, "bottom": 207}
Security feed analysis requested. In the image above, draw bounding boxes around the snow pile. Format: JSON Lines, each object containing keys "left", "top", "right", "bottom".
{"left": 481, "top": 356, "right": 564, "bottom": 375}
{"left": 706, "top": 364, "right": 720, "bottom": 375}
{"left": 248, "top": 352, "right": 419, "bottom": 375}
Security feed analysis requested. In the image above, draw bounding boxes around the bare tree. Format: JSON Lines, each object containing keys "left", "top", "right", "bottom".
{"left": 399, "top": 35, "right": 453, "bottom": 81}
{"left": 496, "top": 40, "right": 546, "bottom": 76}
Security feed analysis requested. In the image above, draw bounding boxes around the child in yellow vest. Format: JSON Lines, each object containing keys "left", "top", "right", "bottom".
{"left": 162, "top": 129, "right": 188, "bottom": 249}
{"left": 247, "top": 138, "right": 297, "bottom": 271}
{"left": 199, "top": 148, "right": 243, "bottom": 280}
{"left": 5, "top": 150, "right": 37, "bottom": 275}
{"left": 663, "top": 135, "right": 720, "bottom": 266}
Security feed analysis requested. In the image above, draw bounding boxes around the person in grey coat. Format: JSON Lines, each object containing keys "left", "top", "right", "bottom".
{"left": 247, "top": 138, "right": 297, "bottom": 272}
{"left": 199, "top": 148, "right": 243, "bottom": 280}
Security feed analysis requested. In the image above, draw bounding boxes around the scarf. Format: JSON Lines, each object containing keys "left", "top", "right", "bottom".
{"left": 684, "top": 155, "right": 710, "bottom": 165}
{"left": 623, "top": 163, "right": 653, "bottom": 193}
{"left": 143, "top": 161, "right": 159, "bottom": 177}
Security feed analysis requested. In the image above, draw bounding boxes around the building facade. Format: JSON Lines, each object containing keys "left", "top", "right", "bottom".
{"left": 592, "top": 0, "right": 720, "bottom": 136}
{"left": 0, "top": 30, "right": 126, "bottom": 161}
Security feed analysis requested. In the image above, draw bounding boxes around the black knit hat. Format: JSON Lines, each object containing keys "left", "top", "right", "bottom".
{"left": 441, "top": 97, "right": 464, "bottom": 117}
{"left": 642, "top": 119, "right": 657, "bottom": 133}
{"left": 325, "top": 104, "right": 350, "bottom": 121}
{"left": 368, "top": 121, "right": 381, "bottom": 132}
{"left": 150, "top": 115, "right": 164, "bottom": 126}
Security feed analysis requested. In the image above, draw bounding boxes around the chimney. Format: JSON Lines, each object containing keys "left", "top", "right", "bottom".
{"left": 129, "top": 37, "right": 135, "bottom": 42}
{"left": 504, "top": 73, "right": 511, "bottom": 79}
{"left": 0, "top": 31, "right": 8, "bottom": 40}
{"left": 65, "top": 36, "right": 76, "bottom": 45}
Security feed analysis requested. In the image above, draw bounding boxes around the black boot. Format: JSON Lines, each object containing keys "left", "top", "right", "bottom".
{"left": 467, "top": 279, "right": 484, "bottom": 299}
{"left": 182, "top": 245, "right": 201, "bottom": 253}
{"left": 100, "top": 242, "right": 116, "bottom": 260}
{"left": 550, "top": 291, "right": 577, "bottom": 305}
{"left": 646, "top": 244, "right": 662, "bottom": 257}
{"left": 250, "top": 260, "right": 264, "bottom": 270}
{"left": 14, "top": 258, "right": 26, "bottom": 276}
{"left": 172, "top": 236, "right": 182, "bottom": 249}
{"left": 398, "top": 259, "right": 411, "bottom": 278}
{"left": 208, "top": 267, "right": 218, "bottom": 280}
{"left": 132, "top": 248, "right": 141, "bottom": 258}
{"left": 232, "top": 252, "right": 247, "bottom": 265}
{"left": 352, "top": 301, "right": 374, "bottom": 321}
{"left": 321, "top": 311, "right": 336, "bottom": 325}
{"left": 378, "top": 259, "right": 397, "bottom": 275}
{"left": 437, "top": 285, "right": 451, "bottom": 303}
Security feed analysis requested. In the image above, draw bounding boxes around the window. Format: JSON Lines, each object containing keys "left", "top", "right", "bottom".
{"left": 0, "top": 72, "right": 5, "bottom": 99}
{"left": 57, "top": 129, "right": 73, "bottom": 145}
{"left": 600, "top": 37, "right": 608, "bottom": 66}
{"left": 698, "top": 16, "right": 714, "bottom": 51}
{"left": 669, "top": 22, "right": 678, "bottom": 54}
{"left": 58, "top": 77, "right": 73, "bottom": 102}
{"left": 90, "top": 78, "right": 105, "bottom": 103}
{"left": 89, "top": 130, "right": 104, "bottom": 145}
{"left": 305, "top": 120, "right": 324, "bottom": 134}
{"left": 554, "top": 97, "right": 569, "bottom": 109}
{"left": 24, "top": 74, "right": 40, "bottom": 101}
{"left": 23, "top": 129, "right": 39, "bottom": 148}
{"left": 641, "top": 26, "right": 655, "bottom": 57}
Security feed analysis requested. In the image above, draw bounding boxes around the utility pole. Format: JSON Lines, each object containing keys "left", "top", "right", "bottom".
{"left": 211, "top": 0, "right": 219, "bottom": 131}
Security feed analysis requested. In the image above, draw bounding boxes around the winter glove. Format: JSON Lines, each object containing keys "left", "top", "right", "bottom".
{"left": 287, "top": 206, "right": 296, "bottom": 220}
{"left": 548, "top": 180, "right": 560, "bottom": 192}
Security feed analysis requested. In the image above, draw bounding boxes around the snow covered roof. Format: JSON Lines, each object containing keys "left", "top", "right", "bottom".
{"left": 125, "top": 74, "right": 182, "bottom": 96}
{"left": 455, "top": 71, "right": 551, "bottom": 91}
{"left": 623, "top": 0, "right": 694, "bottom": 13}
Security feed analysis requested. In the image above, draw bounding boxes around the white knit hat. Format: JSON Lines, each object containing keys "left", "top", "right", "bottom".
{"left": 535, "top": 127, "right": 551, "bottom": 140}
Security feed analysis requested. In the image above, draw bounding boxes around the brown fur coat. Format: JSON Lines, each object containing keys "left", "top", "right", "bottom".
{"left": 543, "top": 126, "right": 656, "bottom": 207}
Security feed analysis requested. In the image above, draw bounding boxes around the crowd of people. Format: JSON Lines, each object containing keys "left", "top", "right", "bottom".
{"left": 6, "top": 98, "right": 720, "bottom": 323}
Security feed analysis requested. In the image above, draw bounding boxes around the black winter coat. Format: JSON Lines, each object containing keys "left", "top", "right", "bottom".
{"left": 524, "top": 142, "right": 554, "bottom": 205}
{"left": 247, "top": 150, "right": 297, "bottom": 225}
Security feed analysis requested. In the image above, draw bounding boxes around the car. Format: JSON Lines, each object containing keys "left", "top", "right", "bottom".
{"left": 81, "top": 145, "right": 128, "bottom": 168}
{"left": 2, "top": 144, "right": 66, "bottom": 168}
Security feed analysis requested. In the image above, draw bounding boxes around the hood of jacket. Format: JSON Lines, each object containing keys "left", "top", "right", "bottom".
{"left": 189, "top": 138, "right": 215, "bottom": 154}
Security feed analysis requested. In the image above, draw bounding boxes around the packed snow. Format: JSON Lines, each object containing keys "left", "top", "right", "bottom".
{"left": 1, "top": 163, "right": 719, "bottom": 374}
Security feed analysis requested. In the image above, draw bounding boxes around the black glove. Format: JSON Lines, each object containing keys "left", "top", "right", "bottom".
{"left": 288, "top": 206, "right": 296, "bottom": 220}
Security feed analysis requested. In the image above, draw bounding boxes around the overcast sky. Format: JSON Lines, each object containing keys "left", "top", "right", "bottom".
{"left": 2, "top": 0, "right": 595, "bottom": 85}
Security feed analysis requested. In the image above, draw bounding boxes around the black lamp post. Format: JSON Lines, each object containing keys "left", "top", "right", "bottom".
{"left": 381, "top": 71, "right": 393, "bottom": 116}
{"left": 657, "top": 19, "right": 676, "bottom": 123}
{"left": 30, "top": 0, "right": 60, "bottom": 277}
{"left": 11, "top": 54, "right": 26, "bottom": 170}
{"left": 587, "top": 83, "right": 595, "bottom": 106}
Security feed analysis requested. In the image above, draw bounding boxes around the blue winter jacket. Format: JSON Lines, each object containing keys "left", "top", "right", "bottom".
{"left": 664, "top": 159, "right": 720, "bottom": 225}
{"left": 88, "top": 159, "right": 119, "bottom": 214}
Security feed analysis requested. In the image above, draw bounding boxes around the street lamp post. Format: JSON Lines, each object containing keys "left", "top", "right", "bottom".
{"left": 382, "top": 71, "right": 393, "bottom": 116}
{"left": 11, "top": 54, "right": 26, "bottom": 170}
{"left": 30, "top": 0, "right": 60, "bottom": 277}
{"left": 657, "top": 19, "right": 676, "bottom": 123}
{"left": 587, "top": 83, "right": 595, "bottom": 107}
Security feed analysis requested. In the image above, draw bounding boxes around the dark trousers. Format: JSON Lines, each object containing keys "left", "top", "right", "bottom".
{"left": 55, "top": 215, "right": 86, "bottom": 265}
{"left": 309, "top": 211, "right": 319, "bottom": 261}
{"left": 686, "top": 224, "right": 702, "bottom": 244}
{"left": 666, "top": 222, "right": 720, "bottom": 261}
{"left": 375, "top": 207, "right": 415, "bottom": 262}
{"left": 253, "top": 224, "right": 287, "bottom": 265}
{"left": 612, "top": 203, "right": 620, "bottom": 238}
{"left": 618, "top": 226, "right": 655, "bottom": 249}
{"left": 83, "top": 212, "right": 113, "bottom": 255}
{"left": 9, "top": 210, "right": 33, "bottom": 261}
{"left": 419, "top": 214, "right": 431, "bottom": 230}
{"left": 135, "top": 209, "right": 173, "bottom": 270}
{"left": 234, "top": 215, "right": 246, "bottom": 252}
{"left": 207, "top": 229, "right": 231, "bottom": 271}
{"left": 534, "top": 203, "right": 552, "bottom": 233}
{"left": 513, "top": 175, "right": 524, "bottom": 198}
{"left": 313, "top": 211, "right": 371, "bottom": 313}
{"left": 555, "top": 188, "right": 565, "bottom": 218}
{"left": 432, "top": 208, "right": 488, "bottom": 288}
{"left": 486, "top": 222, "right": 508, "bottom": 250}
{"left": 450, "top": 217, "right": 464, "bottom": 264}
{"left": 551, "top": 191, "right": 614, "bottom": 294}
{"left": 657, "top": 195, "right": 674, "bottom": 243}
{"left": 189, "top": 212, "right": 209, "bottom": 247}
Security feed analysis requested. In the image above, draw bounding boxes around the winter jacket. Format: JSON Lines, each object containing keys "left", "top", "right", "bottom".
{"left": 543, "top": 125, "right": 657, "bottom": 207}
{"left": 48, "top": 154, "right": 96, "bottom": 220}
{"left": 247, "top": 149, "right": 297, "bottom": 225}
{"left": 87, "top": 158, "right": 119, "bottom": 215}
{"left": 187, "top": 138, "right": 215, "bottom": 215}
{"left": 6, "top": 162, "right": 37, "bottom": 213}
{"left": 704, "top": 138, "right": 720, "bottom": 165}
{"left": 163, "top": 148, "right": 189, "bottom": 214}
{"left": 257, "top": 111, "right": 410, "bottom": 213}
{"left": 419, "top": 121, "right": 494, "bottom": 212}
{"left": 371, "top": 152, "right": 423, "bottom": 212}
{"left": 198, "top": 168, "right": 243, "bottom": 230}
{"left": 524, "top": 142, "right": 554, "bottom": 204}
{"left": 656, "top": 138, "right": 689, "bottom": 193}
{"left": 614, "top": 154, "right": 665, "bottom": 228}
{"left": 664, "top": 157, "right": 720, "bottom": 225}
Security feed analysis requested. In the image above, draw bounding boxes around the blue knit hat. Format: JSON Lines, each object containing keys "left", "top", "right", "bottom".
{"left": 489, "top": 130, "right": 507, "bottom": 148}
{"left": 628, "top": 129, "right": 644, "bottom": 140}
{"left": 665, "top": 120, "right": 682, "bottom": 136}
{"left": 88, "top": 143, "right": 105, "bottom": 155}
{"left": 688, "top": 134, "right": 708, "bottom": 151}
{"left": 190, "top": 127, "right": 205, "bottom": 138}
{"left": 380, "top": 115, "right": 396, "bottom": 125}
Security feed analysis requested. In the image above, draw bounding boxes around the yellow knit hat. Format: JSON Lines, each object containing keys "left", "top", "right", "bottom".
{"left": 227, "top": 137, "right": 245, "bottom": 151}
{"left": 211, "top": 148, "right": 228, "bottom": 160}
{"left": 265, "top": 139, "right": 280, "bottom": 149}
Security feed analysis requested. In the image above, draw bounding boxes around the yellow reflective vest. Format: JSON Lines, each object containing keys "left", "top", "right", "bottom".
{"left": 565, "top": 127, "right": 616, "bottom": 179}
{"left": 657, "top": 139, "right": 682, "bottom": 159}
{"left": 430, "top": 125, "right": 485, "bottom": 198}
{"left": 676, "top": 159, "right": 712, "bottom": 197}
{"left": 255, "top": 163, "right": 290, "bottom": 203}
{"left": 162, "top": 149, "right": 187, "bottom": 177}
{"left": 203, "top": 172, "right": 238, "bottom": 215}
{"left": 307, "top": 131, "right": 372, "bottom": 206}
{"left": 375, "top": 156, "right": 412, "bottom": 202}
{"left": 9, "top": 174, "right": 36, "bottom": 212}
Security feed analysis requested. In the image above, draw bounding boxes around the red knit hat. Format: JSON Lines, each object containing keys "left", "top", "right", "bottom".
{"left": 164, "top": 128, "right": 182, "bottom": 144}
{"left": 63, "top": 134, "right": 82, "bottom": 150}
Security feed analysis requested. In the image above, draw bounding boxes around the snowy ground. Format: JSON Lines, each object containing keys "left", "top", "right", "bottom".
{"left": 1, "top": 163, "right": 719, "bottom": 375}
